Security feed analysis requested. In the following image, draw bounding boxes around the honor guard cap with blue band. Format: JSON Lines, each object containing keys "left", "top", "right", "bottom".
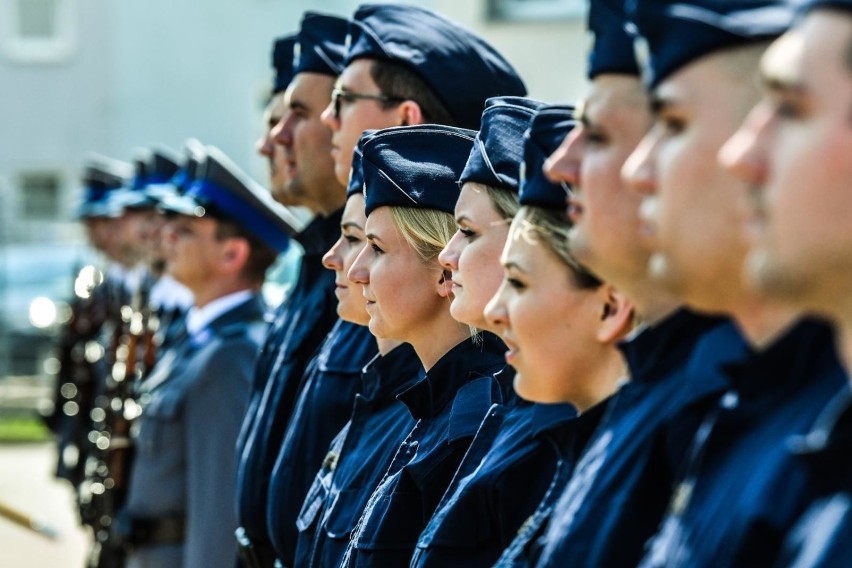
{"left": 294, "top": 12, "right": 349, "bottom": 77}
{"left": 345, "top": 3, "right": 527, "bottom": 130}
{"left": 272, "top": 35, "right": 297, "bottom": 94}
{"left": 76, "top": 155, "right": 133, "bottom": 219}
{"left": 627, "top": 0, "right": 798, "bottom": 88}
{"left": 588, "top": 0, "right": 642, "bottom": 79}
{"left": 112, "top": 148, "right": 180, "bottom": 211}
{"left": 162, "top": 139, "right": 206, "bottom": 198}
{"left": 519, "top": 105, "right": 577, "bottom": 210}
{"left": 160, "top": 146, "right": 299, "bottom": 253}
{"left": 459, "top": 96, "right": 547, "bottom": 193}
{"left": 361, "top": 125, "right": 476, "bottom": 216}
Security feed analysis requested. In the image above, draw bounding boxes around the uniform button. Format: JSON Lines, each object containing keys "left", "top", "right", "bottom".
{"left": 720, "top": 391, "right": 739, "bottom": 410}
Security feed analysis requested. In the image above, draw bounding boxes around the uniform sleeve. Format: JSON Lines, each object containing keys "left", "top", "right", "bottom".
{"left": 182, "top": 336, "right": 258, "bottom": 568}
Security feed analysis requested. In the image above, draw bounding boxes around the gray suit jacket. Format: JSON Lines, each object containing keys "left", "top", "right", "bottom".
{"left": 125, "top": 293, "right": 267, "bottom": 568}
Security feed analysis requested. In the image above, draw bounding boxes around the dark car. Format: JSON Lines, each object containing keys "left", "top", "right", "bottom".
{"left": 0, "top": 243, "right": 97, "bottom": 379}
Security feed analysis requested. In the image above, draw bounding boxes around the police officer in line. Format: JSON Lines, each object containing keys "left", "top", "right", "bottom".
{"left": 411, "top": 98, "right": 568, "bottom": 567}
{"left": 293, "top": 136, "right": 423, "bottom": 568}
{"left": 263, "top": 14, "right": 380, "bottom": 568}
{"left": 105, "top": 149, "right": 181, "bottom": 304}
{"left": 501, "top": 1, "right": 728, "bottom": 564}
{"left": 109, "top": 148, "right": 183, "bottom": 309}
{"left": 321, "top": 2, "right": 528, "bottom": 189}
{"left": 49, "top": 156, "right": 132, "bottom": 487}
{"left": 235, "top": 12, "right": 349, "bottom": 568}
{"left": 142, "top": 143, "right": 199, "bottom": 353}
{"left": 487, "top": 104, "right": 614, "bottom": 567}
{"left": 720, "top": 1, "right": 852, "bottom": 563}
{"left": 257, "top": 34, "right": 297, "bottom": 206}
{"left": 119, "top": 146, "right": 293, "bottom": 568}
{"left": 582, "top": 1, "right": 842, "bottom": 566}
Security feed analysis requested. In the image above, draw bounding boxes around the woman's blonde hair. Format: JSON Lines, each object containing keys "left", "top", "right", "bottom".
{"left": 462, "top": 182, "right": 520, "bottom": 222}
{"left": 511, "top": 205, "right": 602, "bottom": 289}
{"left": 389, "top": 206, "right": 456, "bottom": 263}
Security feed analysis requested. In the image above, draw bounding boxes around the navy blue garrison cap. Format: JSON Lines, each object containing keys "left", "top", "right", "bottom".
{"left": 588, "top": 0, "right": 641, "bottom": 79}
{"left": 294, "top": 12, "right": 348, "bottom": 77}
{"left": 272, "top": 34, "right": 297, "bottom": 94}
{"left": 76, "top": 155, "right": 133, "bottom": 219}
{"left": 519, "top": 105, "right": 576, "bottom": 210}
{"left": 627, "top": 0, "right": 798, "bottom": 88}
{"left": 345, "top": 3, "right": 527, "bottom": 130}
{"left": 459, "top": 96, "right": 547, "bottom": 193}
{"left": 361, "top": 125, "right": 476, "bottom": 216}
{"left": 160, "top": 146, "right": 300, "bottom": 252}
{"left": 347, "top": 130, "right": 377, "bottom": 199}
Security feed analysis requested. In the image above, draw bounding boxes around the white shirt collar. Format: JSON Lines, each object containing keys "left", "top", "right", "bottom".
{"left": 150, "top": 274, "right": 195, "bottom": 311}
{"left": 185, "top": 289, "right": 255, "bottom": 337}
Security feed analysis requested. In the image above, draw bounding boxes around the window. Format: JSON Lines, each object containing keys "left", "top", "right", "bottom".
{"left": 487, "top": 0, "right": 584, "bottom": 22}
{"left": 0, "top": 0, "right": 76, "bottom": 63}
{"left": 19, "top": 171, "right": 62, "bottom": 219}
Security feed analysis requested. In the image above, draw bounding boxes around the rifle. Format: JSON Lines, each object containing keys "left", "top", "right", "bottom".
{"left": 51, "top": 264, "right": 107, "bottom": 487}
{"left": 82, "top": 272, "right": 157, "bottom": 568}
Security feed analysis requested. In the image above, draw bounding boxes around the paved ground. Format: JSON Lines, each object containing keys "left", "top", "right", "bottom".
{"left": 0, "top": 443, "right": 90, "bottom": 568}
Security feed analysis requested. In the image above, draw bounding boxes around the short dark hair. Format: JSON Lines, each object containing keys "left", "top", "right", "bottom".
{"left": 214, "top": 218, "right": 278, "bottom": 284}
{"left": 370, "top": 59, "right": 458, "bottom": 126}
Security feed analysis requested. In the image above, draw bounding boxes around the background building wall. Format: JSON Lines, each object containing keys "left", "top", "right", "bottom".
{"left": 0, "top": 0, "right": 587, "bottom": 243}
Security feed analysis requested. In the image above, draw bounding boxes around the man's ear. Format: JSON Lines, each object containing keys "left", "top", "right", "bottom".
{"left": 436, "top": 268, "right": 453, "bottom": 299}
{"left": 397, "top": 100, "right": 425, "bottom": 126}
{"left": 596, "top": 284, "right": 634, "bottom": 344}
{"left": 220, "top": 238, "right": 251, "bottom": 277}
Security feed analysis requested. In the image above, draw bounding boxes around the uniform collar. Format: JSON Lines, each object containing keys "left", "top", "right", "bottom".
{"left": 317, "top": 319, "right": 378, "bottom": 373}
{"left": 540, "top": 396, "right": 612, "bottom": 460}
{"left": 295, "top": 207, "right": 343, "bottom": 255}
{"left": 529, "top": 402, "right": 578, "bottom": 439}
{"left": 397, "top": 332, "right": 506, "bottom": 419}
{"left": 149, "top": 274, "right": 195, "bottom": 311}
{"left": 360, "top": 342, "right": 423, "bottom": 404}
{"left": 185, "top": 289, "right": 256, "bottom": 337}
{"left": 618, "top": 308, "right": 722, "bottom": 384}
{"left": 722, "top": 318, "right": 837, "bottom": 399}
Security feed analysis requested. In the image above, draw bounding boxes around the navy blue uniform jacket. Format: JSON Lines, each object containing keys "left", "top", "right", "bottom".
{"left": 411, "top": 397, "right": 574, "bottom": 568}
{"left": 775, "top": 387, "right": 852, "bottom": 568}
{"left": 266, "top": 319, "right": 377, "bottom": 565}
{"left": 493, "top": 399, "right": 611, "bottom": 568}
{"left": 638, "top": 319, "right": 846, "bottom": 567}
{"left": 295, "top": 343, "right": 422, "bottom": 568}
{"left": 537, "top": 310, "right": 726, "bottom": 567}
{"left": 342, "top": 333, "right": 508, "bottom": 567}
{"left": 235, "top": 211, "right": 342, "bottom": 557}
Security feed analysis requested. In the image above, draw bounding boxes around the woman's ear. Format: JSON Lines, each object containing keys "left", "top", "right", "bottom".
{"left": 396, "top": 100, "right": 424, "bottom": 127}
{"left": 436, "top": 267, "right": 454, "bottom": 299}
{"left": 596, "top": 284, "right": 634, "bottom": 344}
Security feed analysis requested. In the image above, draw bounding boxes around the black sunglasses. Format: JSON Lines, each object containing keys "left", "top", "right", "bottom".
{"left": 331, "top": 88, "right": 405, "bottom": 119}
